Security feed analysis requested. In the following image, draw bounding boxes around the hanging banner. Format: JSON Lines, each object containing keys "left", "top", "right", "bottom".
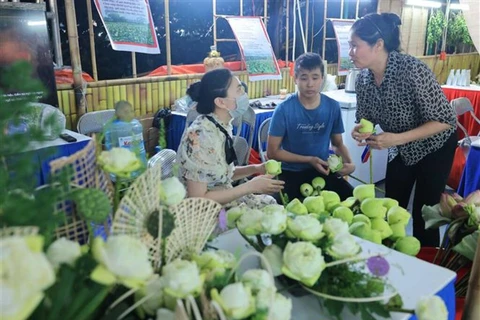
{"left": 225, "top": 17, "right": 282, "bottom": 81}
{"left": 94, "top": 0, "right": 160, "bottom": 54}
{"left": 331, "top": 19, "right": 355, "bottom": 75}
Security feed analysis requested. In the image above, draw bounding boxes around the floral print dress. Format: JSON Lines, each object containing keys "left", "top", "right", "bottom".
{"left": 177, "top": 113, "right": 276, "bottom": 209}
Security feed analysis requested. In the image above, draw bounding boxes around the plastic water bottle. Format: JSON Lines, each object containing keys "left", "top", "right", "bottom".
{"left": 446, "top": 70, "right": 455, "bottom": 86}
{"left": 104, "top": 118, "right": 147, "bottom": 177}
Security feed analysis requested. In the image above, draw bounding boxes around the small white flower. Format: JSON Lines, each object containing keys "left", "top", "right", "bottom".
{"left": 159, "top": 176, "right": 186, "bottom": 206}
{"left": 326, "top": 234, "right": 361, "bottom": 259}
{"left": 241, "top": 269, "right": 275, "bottom": 293}
{"left": 162, "top": 259, "right": 203, "bottom": 299}
{"left": 46, "top": 237, "right": 82, "bottom": 269}
{"left": 415, "top": 296, "right": 448, "bottom": 320}
{"left": 323, "top": 218, "right": 349, "bottom": 238}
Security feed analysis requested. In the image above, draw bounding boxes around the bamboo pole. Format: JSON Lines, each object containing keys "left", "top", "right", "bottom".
{"left": 213, "top": 0, "right": 217, "bottom": 47}
{"left": 355, "top": 0, "right": 360, "bottom": 18}
{"left": 462, "top": 235, "right": 480, "bottom": 320}
{"left": 164, "top": 0, "right": 172, "bottom": 75}
{"left": 132, "top": 52, "right": 137, "bottom": 78}
{"left": 240, "top": 0, "right": 243, "bottom": 16}
{"left": 305, "top": 0, "right": 309, "bottom": 51}
{"left": 340, "top": 0, "right": 344, "bottom": 19}
{"left": 322, "top": 0, "right": 327, "bottom": 59}
{"left": 86, "top": 0, "right": 98, "bottom": 80}
{"left": 263, "top": 0, "right": 267, "bottom": 27}
{"left": 64, "top": 0, "right": 86, "bottom": 117}
{"left": 286, "top": 0, "right": 289, "bottom": 65}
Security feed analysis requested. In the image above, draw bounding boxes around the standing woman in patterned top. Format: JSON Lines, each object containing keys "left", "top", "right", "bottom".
{"left": 176, "top": 68, "right": 284, "bottom": 208}
{"left": 349, "top": 13, "right": 457, "bottom": 246}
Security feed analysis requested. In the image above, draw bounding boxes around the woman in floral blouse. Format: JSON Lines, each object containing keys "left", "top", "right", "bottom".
{"left": 177, "top": 68, "right": 284, "bottom": 208}
{"left": 349, "top": 13, "right": 457, "bottom": 246}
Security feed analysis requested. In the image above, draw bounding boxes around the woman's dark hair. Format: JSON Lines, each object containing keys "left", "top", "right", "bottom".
{"left": 294, "top": 52, "right": 325, "bottom": 78}
{"left": 191, "top": 68, "right": 234, "bottom": 114}
{"left": 351, "top": 13, "right": 402, "bottom": 52}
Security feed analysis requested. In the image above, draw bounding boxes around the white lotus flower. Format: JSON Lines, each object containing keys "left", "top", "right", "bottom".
{"left": 282, "top": 241, "right": 326, "bottom": 287}
{"left": 98, "top": 147, "right": 142, "bottom": 178}
{"left": 136, "top": 277, "right": 165, "bottom": 316}
{"left": 261, "top": 204, "right": 287, "bottom": 235}
{"left": 237, "top": 208, "right": 264, "bottom": 236}
{"left": 211, "top": 282, "right": 255, "bottom": 319}
{"left": 156, "top": 308, "right": 175, "bottom": 320}
{"left": 241, "top": 269, "right": 275, "bottom": 293}
{"left": 327, "top": 154, "right": 343, "bottom": 173}
{"left": 0, "top": 236, "right": 55, "bottom": 320}
{"left": 287, "top": 215, "right": 324, "bottom": 241}
{"left": 323, "top": 218, "right": 349, "bottom": 238}
{"left": 257, "top": 290, "right": 292, "bottom": 320}
{"left": 262, "top": 245, "right": 283, "bottom": 277}
{"left": 226, "top": 204, "right": 248, "bottom": 228}
{"left": 90, "top": 235, "right": 153, "bottom": 288}
{"left": 46, "top": 237, "right": 82, "bottom": 270}
{"left": 159, "top": 176, "right": 186, "bottom": 206}
{"left": 415, "top": 296, "right": 448, "bottom": 320}
{"left": 162, "top": 259, "right": 204, "bottom": 299}
{"left": 326, "top": 234, "right": 361, "bottom": 259}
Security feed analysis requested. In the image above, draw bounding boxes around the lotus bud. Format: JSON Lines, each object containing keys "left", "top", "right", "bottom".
{"left": 370, "top": 218, "right": 393, "bottom": 240}
{"left": 312, "top": 176, "right": 326, "bottom": 191}
{"left": 352, "top": 214, "right": 371, "bottom": 227}
{"left": 452, "top": 203, "right": 469, "bottom": 219}
{"left": 360, "top": 198, "right": 387, "bottom": 219}
{"left": 265, "top": 159, "right": 282, "bottom": 176}
{"left": 394, "top": 236, "right": 421, "bottom": 256}
{"left": 226, "top": 205, "right": 247, "bottom": 228}
{"left": 299, "top": 183, "right": 314, "bottom": 197}
{"left": 303, "top": 196, "right": 325, "bottom": 214}
{"left": 321, "top": 190, "right": 341, "bottom": 211}
{"left": 332, "top": 206, "right": 354, "bottom": 224}
{"left": 340, "top": 197, "right": 357, "bottom": 208}
{"left": 349, "top": 222, "right": 371, "bottom": 239}
{"left": 286, "top": 198, "right": 308, "bottom": 215}
{"left": 365, "top": 229, "right": 382, "bottom": 244}
{"left": 353, "top": 184, "right": 375, "bottom": 202}
{"left": 383, "top": 198, "right": 399, "bottom": 210}
{"left": 359, "top": 118, "right": 374, "bottom": 134}
{"left": 439, "top": 193, "right": 456, "bottom": 217}
{"left": 387, "top": 206, "right": 411, "bottom": 225}
{"left": 465, "top": 190, "right": 480, "bottom": 206}
{"left": 327, "top": 154, "right": 344, "bottom": 173}
{"left": 452, "top": 193, "right": 463, "bottom": 202}
{"left": 389, "top": 222, "right": 407, "bottom": 241}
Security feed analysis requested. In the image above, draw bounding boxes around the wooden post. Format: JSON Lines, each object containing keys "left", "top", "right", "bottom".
{"left": 462, "top": 235, "right": 480, "bottom": 320}
{"left": 285, "top": 0, "right": 289, "bottom": 65}
{"left": 164, "top": 0, "right": 172, "bottom": 75}
{"left": 65, "top": 0, "right": 86, "bottom": 118}
{"left": 86, "top": 0, "right": 98, "bottom": 81}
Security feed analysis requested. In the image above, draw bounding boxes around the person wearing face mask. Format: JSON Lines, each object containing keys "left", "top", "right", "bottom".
{"left": 176, "top": 68, "right": 284, "bottom": 208}
{"left": 267, "top": 53, "right": 355, "bottom": 201}
{"left": 349, "top": 13, "right": 457, "bottom": 247}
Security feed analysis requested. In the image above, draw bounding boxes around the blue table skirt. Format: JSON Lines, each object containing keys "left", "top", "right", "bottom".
{"left": 407, "top": 280, "right": 455, "bottom": 320}
{"left": 167, "top": 111, "right": 274, "bottom": 152}
{"left": 458, "top": 145, "right": 480, "bottom": 197}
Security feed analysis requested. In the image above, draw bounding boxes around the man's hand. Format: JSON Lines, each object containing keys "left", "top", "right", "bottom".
{"left": 338, "top": 162, "right": 355, "bottom": 176}
{"left": 309, "top": 156, "right": 330, "bottom": 175}
{"left": 366, "top": 132, "right": 401, "bottom": 150}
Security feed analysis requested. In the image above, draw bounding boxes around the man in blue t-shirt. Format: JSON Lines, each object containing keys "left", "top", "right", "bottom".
{"left": 267, "top": 53, "right": 355, "bottom": 201}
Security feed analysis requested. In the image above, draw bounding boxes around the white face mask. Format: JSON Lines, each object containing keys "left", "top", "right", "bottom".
{"left": 228, "top": 93, "right": 250, "bottom": 119}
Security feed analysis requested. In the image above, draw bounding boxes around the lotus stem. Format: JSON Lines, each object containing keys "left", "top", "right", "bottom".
{"left": 303, "top": 285, "right": 398, "bottom": 303}
{"left": 117, "top": 291, "right": 156, "bottom": 320}
{"left": 108, "top": 276, "right": 157, "bottom": 311}
{"left": 325, "top": 252, "right": 388, "bottom": 268}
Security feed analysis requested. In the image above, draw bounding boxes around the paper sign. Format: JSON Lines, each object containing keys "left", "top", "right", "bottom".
{"left": 94, "top": 0, "right": 160, "bottom": 54}
{"left": 331, "top": 19, "right": 355, "bottom": 75}
{"left": 226, "top": 17, "right": 282, "bottom": 81}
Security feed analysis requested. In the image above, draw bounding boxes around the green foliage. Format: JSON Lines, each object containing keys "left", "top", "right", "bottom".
{"left": 447, "top": 12, "right": 473, "bottom": 48}
{"left": 427, "top": 9, "right": 446, "bottom": 46}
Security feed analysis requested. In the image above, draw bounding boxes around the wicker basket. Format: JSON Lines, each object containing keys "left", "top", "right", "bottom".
{"left": 49, "top": 137, "right": 113, "bottom": 244}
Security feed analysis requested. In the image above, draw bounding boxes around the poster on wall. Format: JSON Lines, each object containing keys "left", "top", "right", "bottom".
{"left": 94, "top": 0, "right": 160, "bottom": 54}
{"left": 331, "top": 19, "right": 355, "bottom": 75}
{"left": 0, "top": 4, "right": 59, "bottom": 107}
{"left": 226, "top": 17, "right": 282, "bottom": 81}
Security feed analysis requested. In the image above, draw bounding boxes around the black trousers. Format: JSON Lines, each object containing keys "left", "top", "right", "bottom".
{"left": 277, "top": 168, "right": 354, "bottom": 202}
{"left": 385, "top": 133, "right": 457, "bottom": 247}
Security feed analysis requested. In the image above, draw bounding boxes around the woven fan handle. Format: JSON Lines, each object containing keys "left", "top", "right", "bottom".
{"left": 210, "top": 301, "right": 228, "bottom": 320}
{"left": 185, "top": 295, "right": 203, "bottom": 320}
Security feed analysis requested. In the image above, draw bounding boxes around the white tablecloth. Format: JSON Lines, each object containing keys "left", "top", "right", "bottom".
{"left": 210, "top": 229, "right": 456, "bottom": 320}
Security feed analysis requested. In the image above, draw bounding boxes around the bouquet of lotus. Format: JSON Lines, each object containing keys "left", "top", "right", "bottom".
{"left": 421, "top": 190, "right": 480, "bottom": 297}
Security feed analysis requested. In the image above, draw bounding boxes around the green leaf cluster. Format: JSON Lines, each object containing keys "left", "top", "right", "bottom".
{"left": 427, "top": 9, "right": 446, "bottom": 45}
{"left": 447, "top": 12, "right": 473, "bottom": 46}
